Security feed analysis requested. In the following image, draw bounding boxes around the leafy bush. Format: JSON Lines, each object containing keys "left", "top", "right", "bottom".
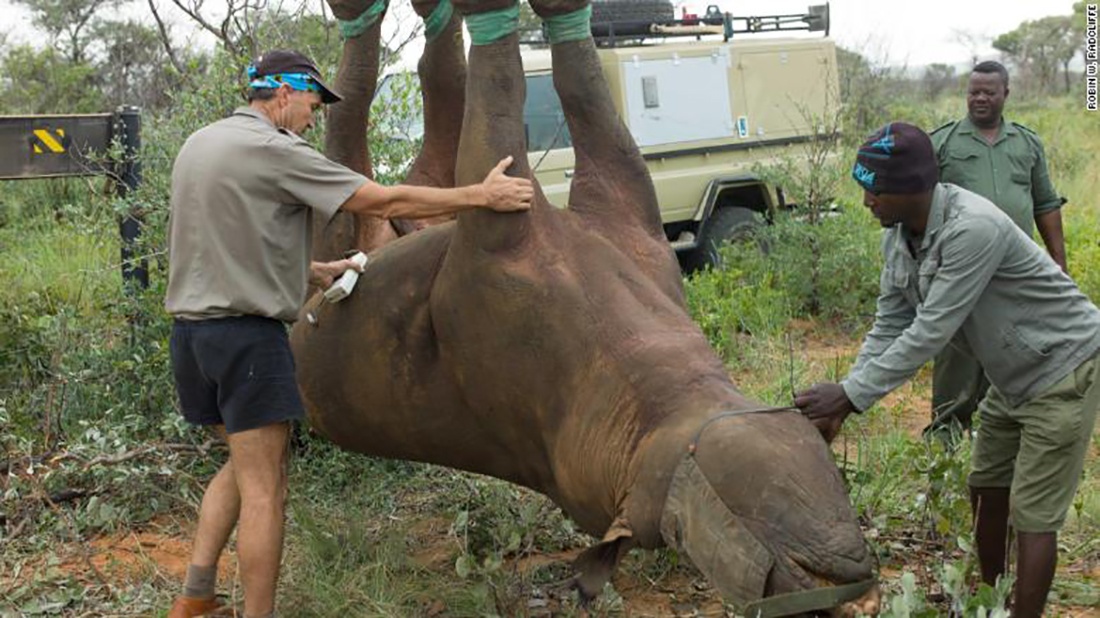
{"left": 686, "top": 204, "right": 882, "bottom": 342}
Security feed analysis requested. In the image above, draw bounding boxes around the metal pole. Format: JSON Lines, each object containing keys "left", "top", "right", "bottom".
{"left": 115, "top": 105, "right": 148, "bottom": 290}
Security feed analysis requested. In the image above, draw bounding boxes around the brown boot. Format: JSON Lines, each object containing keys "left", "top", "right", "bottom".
{"left": 167, "top": 596, "right": 233, "bottom": 618}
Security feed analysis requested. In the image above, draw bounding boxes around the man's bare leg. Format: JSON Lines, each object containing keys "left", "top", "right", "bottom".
{"left": 173, "top": 426, "right": 241, "bottom": 609}
{"left": 970, "top": 486, "right": 1011, "bottom": 586}
{"left": 189, "top": 427, "right": 241, "bottom": 572}
{"left": 1014, "top": 531, "right": 1057, "bottom": 618}
{"left": 227, "top": 422, "right": 290, "bottom": 617}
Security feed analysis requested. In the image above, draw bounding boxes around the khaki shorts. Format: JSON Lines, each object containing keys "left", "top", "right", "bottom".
{"left": 969, "top": 354, "right": 1100, "bottom": 533}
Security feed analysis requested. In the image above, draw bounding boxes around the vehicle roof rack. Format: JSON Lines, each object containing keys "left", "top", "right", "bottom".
{"left": 587, "top": 3, "right": 830, "bottom": 47}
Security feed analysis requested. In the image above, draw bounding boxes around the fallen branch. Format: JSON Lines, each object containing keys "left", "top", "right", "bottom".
{"left": 1, "top": 440, "right": 223, "bottom": 475}
{"left": 0, "top": 449, "right": 59, "bottom": 474}
{"left": 80, "top": 439, "right": 222, "bottom": 471}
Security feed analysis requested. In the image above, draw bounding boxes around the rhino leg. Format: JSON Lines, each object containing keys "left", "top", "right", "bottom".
{"left": 396, "top": 1, "right": 467, "bottom": 235}
{"left": 317, "top": 0, "right": 399, "bottom": 259}
{"left": 450, "top": 0, "right": 560, "bottom": 254}
{"left": 532, "top": 0, "right": 685, "bottom": 308}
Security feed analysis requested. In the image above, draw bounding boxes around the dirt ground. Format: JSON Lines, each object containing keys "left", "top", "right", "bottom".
{"left": 28, "top": 525, "right": 1098, "bottom": 617}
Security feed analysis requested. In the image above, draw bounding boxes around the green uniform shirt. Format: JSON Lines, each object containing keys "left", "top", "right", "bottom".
{"left": 841, "top": 184, "right": 1100, "bottom": 412}
{"left": 166, "top": 107, "right": 368, "bottom": 323}
{"left": 930, "top": 117, "right": 1065, "bottom": 236}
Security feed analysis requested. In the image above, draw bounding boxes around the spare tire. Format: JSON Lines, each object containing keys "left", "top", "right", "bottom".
{"left": 679, "top": 206, "right": 768, "bottom": 273}
{"left": 591, "top": 0, "right": 675, "bottom": 26}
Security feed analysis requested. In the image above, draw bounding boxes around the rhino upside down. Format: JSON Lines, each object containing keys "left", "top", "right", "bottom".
{"left": 291, "top": 0, "right": 877, "bottom": 612}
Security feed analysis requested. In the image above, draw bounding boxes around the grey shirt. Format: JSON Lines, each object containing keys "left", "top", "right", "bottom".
{"left": 842, "top": 183, "right": 1100, "bottom": 411}
{"left": 165, "top": 107, "right": 367, "bottom": 322}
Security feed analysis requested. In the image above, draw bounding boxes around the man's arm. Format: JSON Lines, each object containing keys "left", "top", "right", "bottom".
{"left": 341, "top": 156, "right": 533, "bottom": 219}
{"left": 795, "top": 258, "right": 916, "bottom": 442}
{"left": 1028, "top": 134, "right": 1068, "bottom": 272}
{"left": 798, "top": 219, "right": 1009, "bottom": 441}
{"left": 840, "top": 221, "right": 1006, "bottom": 412}
{"left": 1035, "top": 208, "right": 1068, "bottom": 273}
{"left": 847, "top": 262, "right": 917, "bottom": 380}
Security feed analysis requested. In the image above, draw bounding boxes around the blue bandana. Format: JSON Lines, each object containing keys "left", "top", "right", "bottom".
{"left": 247, "top": 65, "right": 320, "bottom": 95}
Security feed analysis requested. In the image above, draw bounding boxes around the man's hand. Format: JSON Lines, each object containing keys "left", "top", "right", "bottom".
{"left": 309, "top": 258, "right": 364, "bottom": 289}
{"left": 794, "top": 382, "right": 857, "bottom": 443}
{"left": 481, "top": 156, "right": 534, "bottom": 213}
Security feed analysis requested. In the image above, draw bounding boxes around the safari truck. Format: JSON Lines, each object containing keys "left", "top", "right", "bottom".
{"left": 374, "top": 2, "right": 839, "bottom": 272}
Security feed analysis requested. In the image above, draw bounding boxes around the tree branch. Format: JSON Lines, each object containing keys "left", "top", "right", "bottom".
{"left": 148, "top": 0, "right": 186, "bottom": 74}
{"left": 169, "top": 0, "right": 240, "bottom": 53}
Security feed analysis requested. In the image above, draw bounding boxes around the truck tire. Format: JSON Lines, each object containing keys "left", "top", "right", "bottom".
{"left": 682, "top": 206, "right": 765, "bottom": 273}
{"left": 591, "top": 0, "right": 675, "bottom": 25}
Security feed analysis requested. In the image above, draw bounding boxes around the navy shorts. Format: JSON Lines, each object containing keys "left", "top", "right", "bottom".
{"left": 169, "top": 316, "right": 305, "bottom": 434}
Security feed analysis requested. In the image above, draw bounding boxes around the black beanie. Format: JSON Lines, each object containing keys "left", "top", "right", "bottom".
{"left": 851, "top": 122, "right": 938, "bottom": 195}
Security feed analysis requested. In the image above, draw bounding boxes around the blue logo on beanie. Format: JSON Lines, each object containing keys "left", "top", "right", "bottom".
{"left": 869, "top": 125, "right": 895, "bottom": 154}
{"left": 853, "top": 122, "right": 937, "bottom": 194}
{"left": 852, "top": 161, "right": 876, "bottom": 192}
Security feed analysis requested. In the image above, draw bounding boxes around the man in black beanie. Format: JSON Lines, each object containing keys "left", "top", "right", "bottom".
{"left": 796, "top": 122, "right": 1100, "bottom": 618}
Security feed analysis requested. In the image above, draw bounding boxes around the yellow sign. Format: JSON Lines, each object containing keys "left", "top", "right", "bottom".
{"left": 32, "top": 128, "right": 66, "bottom": 154}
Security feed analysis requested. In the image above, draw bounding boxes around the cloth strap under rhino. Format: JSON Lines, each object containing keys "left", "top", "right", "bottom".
{"left": 544, "top": 5, "right": 593, "bottom": 44}
{"left": 423, "top": 0, "right": 455, "bottom": 41}
{"left": 465, "top": 2, "right": 520, "bottom": 46}
{"left": 339, "top": 0, "right": 388, "bottom": 39}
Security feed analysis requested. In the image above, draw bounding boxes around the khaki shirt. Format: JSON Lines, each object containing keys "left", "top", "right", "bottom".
{"left": 930, "top": 117, "right": 1065, "bottom": 236}
{"left": 842, "top": 184, "right": 1100, "bottom": 411}
{"left": 166, "top": 107, "right": 367, "bottom": 322}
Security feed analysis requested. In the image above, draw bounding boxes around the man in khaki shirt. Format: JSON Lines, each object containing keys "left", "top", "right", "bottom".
{"left": 165, "top": 50, "right": 533, "bottom": 618}
{"left": 927, "top": 61, "right": 1068, "bottom": 440}
{"left": 796, "top": 122, "right": 1099, "bottom": 618}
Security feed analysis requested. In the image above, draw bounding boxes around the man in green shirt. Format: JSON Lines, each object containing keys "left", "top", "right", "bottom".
{"left": 796, "top": 122, "right": 1099, "bottom": 618}
{"left": 927, "top": 60, "right": 1068, "bottom": 440}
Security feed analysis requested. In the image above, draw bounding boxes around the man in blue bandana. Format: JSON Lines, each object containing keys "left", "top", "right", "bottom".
{"left": 165, "top": 50, "right": 533, "bottom": 618}
{"left": 795, "top": 122, "right": 1099, "bottom": 618}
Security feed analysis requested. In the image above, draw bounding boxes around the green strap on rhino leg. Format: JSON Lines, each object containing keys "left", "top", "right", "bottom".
{"left": 423, "top": 0, "right": 455, "bottom": 41}
{"left": 544, "top": 5, "right": 593, "bottom": 44}
{"left": 465, "top": 2, "right": 520, "bottom": 46}
{"left": 339, "top": 0, "right": 388, "bottom": 39}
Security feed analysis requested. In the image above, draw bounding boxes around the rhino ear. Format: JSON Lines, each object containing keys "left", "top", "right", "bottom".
{"left": 572, "top": 517, "right": 633, "bottom": 603}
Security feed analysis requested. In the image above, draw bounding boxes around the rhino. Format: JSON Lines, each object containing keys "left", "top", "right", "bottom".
{"left": 292, "top": 1, "right": 879, "bottom": 613}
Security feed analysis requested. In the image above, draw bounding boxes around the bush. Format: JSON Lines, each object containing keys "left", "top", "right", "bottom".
{"left": 686, "top": 203, "right": 882, "bottom": 343}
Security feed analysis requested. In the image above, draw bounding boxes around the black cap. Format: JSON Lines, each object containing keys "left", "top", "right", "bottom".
{"left": 250, "top": 49, "right": 342, "bottom": 104}
{"left": 852, "top": 122, "right": 938, "bottom": 195}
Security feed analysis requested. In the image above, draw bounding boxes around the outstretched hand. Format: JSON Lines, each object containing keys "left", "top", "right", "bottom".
{"left": 481, "top": 156, "right": 534, "bottom": 212}
{"left": 794, "top": 382, "right": 856, "bottom": 443}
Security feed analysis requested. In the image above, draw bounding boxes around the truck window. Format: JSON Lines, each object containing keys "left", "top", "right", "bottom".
{"left": 524, "top": 74, "right": 572, "bottom": 153}
{"left": 371, "top": 72, "right": 572, "bottom": 154}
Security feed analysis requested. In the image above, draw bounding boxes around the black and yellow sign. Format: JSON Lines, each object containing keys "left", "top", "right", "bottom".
{"left": 0, "top": 114, "right": 113, "bottom": 179}
{"left": 32, "top": 127, "right": 69, "bottom": 154}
